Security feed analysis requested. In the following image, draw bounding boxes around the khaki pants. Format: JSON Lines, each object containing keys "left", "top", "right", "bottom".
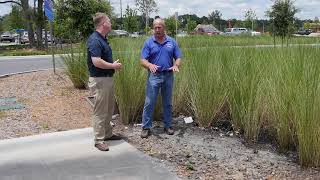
{"left": 88, "top": 77, "right": 115, "bottom": 144}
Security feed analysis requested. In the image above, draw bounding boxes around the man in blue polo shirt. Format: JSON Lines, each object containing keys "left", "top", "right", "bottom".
{"left": 87, "top": 13, "right": 122, "bottom": 151}
{"left": 140, "top": 18, "right": 182, "bottom": 138}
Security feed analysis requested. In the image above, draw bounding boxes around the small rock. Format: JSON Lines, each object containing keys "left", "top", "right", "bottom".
{"left": 265, "top": 175, "right": 273, "bottom": 180}
{"left": 184, "top": 116, "right": 193, "bottom": 124}
{"left": 111, "top": 114, "right": 119, "bottom": 120}
{"left": 231, "top": 172, "right": 244, "bottom": 180}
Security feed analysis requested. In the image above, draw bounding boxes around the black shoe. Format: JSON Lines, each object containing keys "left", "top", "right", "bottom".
{"left": 141, "top": 129, "right": 151, "bottom": 138}
{"left": 164, "top": 127, "right": 174, "bottom": 135}
{"left": 105, "top": 134, "right": 122, "bottom": 141}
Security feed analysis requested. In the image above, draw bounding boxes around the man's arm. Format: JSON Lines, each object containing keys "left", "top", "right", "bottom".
{"left": 169, "top": 58, "right": 181, "bottom": 72}
{"left": 140, "top": 59, "right": 160, "bottom": 73}
{"left": 92, "top": 57, "right": 122, "bottom": 70}
{"left": 174, "top": 58, "right": 181, "bottom": 67}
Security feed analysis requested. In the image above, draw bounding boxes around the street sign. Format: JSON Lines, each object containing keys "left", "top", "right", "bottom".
{"left": 44, "top": 0, "right": 54, "bottom": 22}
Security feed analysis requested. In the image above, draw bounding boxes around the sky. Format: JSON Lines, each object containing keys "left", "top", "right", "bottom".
{"left": 0, "top": 0, "right": 319, "bottom": 20}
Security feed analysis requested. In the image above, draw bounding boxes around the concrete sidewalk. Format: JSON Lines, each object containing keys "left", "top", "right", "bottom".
{"left": 0, "top": 128, "right": 179, "bottom": 180}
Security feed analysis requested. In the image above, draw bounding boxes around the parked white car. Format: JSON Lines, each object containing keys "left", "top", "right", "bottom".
{"left": 176, "top": 32, "right": 188, "bottom": 37}
{"left": 224, "top": 28, "right": 249, "bottom": 35}
{"left": 129, "top": 32, "right": 141, "bottom": 38}
{"left": 251, "top": 31, "right": 261, "bottom": 36}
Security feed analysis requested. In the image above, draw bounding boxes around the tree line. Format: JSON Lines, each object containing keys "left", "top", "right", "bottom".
{"left": 0, "top": 0, "right": 318, "bottom": 49}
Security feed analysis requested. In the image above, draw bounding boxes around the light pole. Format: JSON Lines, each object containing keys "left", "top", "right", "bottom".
{"left": 120, "top": 0, "right": 123, "bottom": 29}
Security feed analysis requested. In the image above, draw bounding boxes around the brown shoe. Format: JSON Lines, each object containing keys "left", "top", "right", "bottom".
{"left": 141, "top": 129, "right": 151, "bottom": 138}
{"left": 164, "top": 127, "right": 174, "bottom": 135}
{"left": 95, "top": 142, "right": 109, "bottom": 151}
{"left": 105, "top": 134, "right": 122, "bottom": 141}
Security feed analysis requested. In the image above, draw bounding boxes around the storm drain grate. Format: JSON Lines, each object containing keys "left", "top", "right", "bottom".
{"left": 0, "top": 97, "right": 25, "bottom": 111}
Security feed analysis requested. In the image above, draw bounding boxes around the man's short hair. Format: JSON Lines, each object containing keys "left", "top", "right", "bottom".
{"left": 93, "top": 12, "right": 108, "bottom": 28}
{"left": 153, "top": 18, "right": 165, "bottom": 27}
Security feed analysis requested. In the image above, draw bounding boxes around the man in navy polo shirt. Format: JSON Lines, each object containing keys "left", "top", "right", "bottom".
{"left": 140, "top": 18, "right": 182, "bottom": 138}
{"left": 87, "top": 13, "right": 122, "bottom": 151}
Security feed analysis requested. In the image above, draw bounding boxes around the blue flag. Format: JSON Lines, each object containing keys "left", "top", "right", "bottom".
{"left": 44, "top": 0, "right": 54, "bottom": 22}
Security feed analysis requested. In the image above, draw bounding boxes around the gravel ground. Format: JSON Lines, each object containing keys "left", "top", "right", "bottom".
{"left": 0, "top": 70, "right": 319, "bottom": 179}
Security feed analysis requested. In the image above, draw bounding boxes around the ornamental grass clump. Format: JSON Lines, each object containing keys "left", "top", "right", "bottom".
{"left": 112, "top": 39, "right": 146, "bottom": 124}
{"left": 187, "top": 48, "right": 228, "bottom": 127}
{"left": 225, "top": 47, "right": 270, "bottom": 141}
{"left": 268, "top": 47, "right": 320, "bottom": 166}
{"left": 61, "top": 43, "right": 88, "bottom": 89}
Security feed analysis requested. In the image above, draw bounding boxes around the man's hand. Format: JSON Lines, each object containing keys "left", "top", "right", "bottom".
{"left": 112, "top": 59, "right": 122, "bottom": 70}
{"left": 148, "top": 64, "right": 160, "bottom": 73}
{"left": 169, "top": 65, "right": 179, "bottom": 72}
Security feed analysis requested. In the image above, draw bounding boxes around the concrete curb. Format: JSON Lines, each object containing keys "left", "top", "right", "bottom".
{"left": 0, "top": 68, "right": 62, "bottom": 79}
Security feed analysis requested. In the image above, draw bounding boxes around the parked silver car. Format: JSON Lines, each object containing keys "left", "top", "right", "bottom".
{"left": 129, "top": 32, "right": 142, "bottom": 38}
{"left": 0, "top": 32, "right": 15, "bottom": 42}
{"left": 224, "top": 28, "right": 249, "bottom": 35}
{"left": 109, "top": 30, "right": 129, "bottom": 37}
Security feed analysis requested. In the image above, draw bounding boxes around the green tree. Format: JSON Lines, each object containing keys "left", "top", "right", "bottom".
{"left": 208, "top": 10, "right": 222, "bottom": 30}
{"left": 304, "top": 22, "right": 311, "bottom": 29}
{"left": 0, "top": 15, "right": 11, "bottom": 31}
{"left": 0, "top": 0, "right": 36, "bottom": 47}
{"left": 244, "top": 9, "right": 256, "bottom": 30}
{"left": 8, "top": 5, "right": 25, "bottom": 30}
{"left": 266, "top": 0, "right": 299, "bottom": 45}
{"left": 123, "top": 5, "right": 139, "bottom": 33}
{"left": 135, "top": 0, "right": 158, "bottom": 34}
{"left": 200, "top": 16, "right": 209, "bottom": 24}
{"left": 0, "top": 16, "right": 3, "bottom": 32}
{"left": 186, "top": 19, "right": 196, "bottom": 33}
{"left": 165, "top": 15, "right": 180, "bottom": 36}
{"left": 55, "top": 0, "right": 113, "bottom": 39}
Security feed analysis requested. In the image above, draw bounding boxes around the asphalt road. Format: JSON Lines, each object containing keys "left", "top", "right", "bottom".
{"left": 0, "top": 55, "right": 64, "bottom": 76}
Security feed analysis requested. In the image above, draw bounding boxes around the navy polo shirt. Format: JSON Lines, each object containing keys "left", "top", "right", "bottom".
{"left": 87, "top": 31, "right": 114, "bottom": 77}
{"left": 141, "top": 35, "right": 182, "bottom": 72}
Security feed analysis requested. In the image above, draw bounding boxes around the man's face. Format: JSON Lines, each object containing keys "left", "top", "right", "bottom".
{"left": 102, "top": 17, "right": 112, "bottom": 33}
{"left": 153, "top": 23, "right": 165, "bottom": 38}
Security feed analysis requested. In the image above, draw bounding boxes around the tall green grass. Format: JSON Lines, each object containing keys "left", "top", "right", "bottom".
{"left": 111, "top": 39, "right": 146, "bottom": 124}
{"left": 178, "top": 35, "right": 320, "bottom": 48}
{"left": 268, "top": 47, "right": 320, "bottom": 166}
{"left": 172, "top": 59, "right": 190, "bottom": 116}
{"left": 224, "top": 48, "right": 270, "bottom": 142}
{"left": 61, "top": 43, "right": 88, "bottom": 89}
{"left": 186, "top": 48, "right": 228, "bottom": 127}
{"left": 109, "top": 36, "right": 320, "bottom": 167}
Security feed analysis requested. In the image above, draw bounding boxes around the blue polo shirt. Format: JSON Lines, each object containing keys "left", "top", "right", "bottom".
{"left": 87, "top": 31, "right": 114, "bottom": 77}
{"left": 141, "top": 35, "right": 182, "bottom": 72}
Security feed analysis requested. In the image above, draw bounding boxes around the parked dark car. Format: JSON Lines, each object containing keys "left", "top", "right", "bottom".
{"left": 0, "top": 32, "right": 15, "bottom": 42}
{"left": 297, "top": 29, "right": 312, "bottom": 35}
